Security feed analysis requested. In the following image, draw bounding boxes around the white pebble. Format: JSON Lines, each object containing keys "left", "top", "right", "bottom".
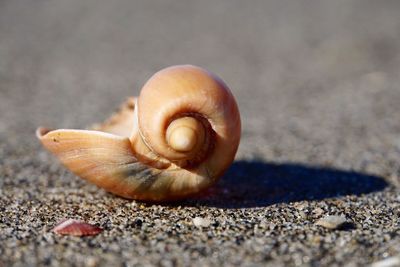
{"left": 192, "top": 217, "right": 211, "bottom": 228}
{"left": 370, "top": 255, "right": 400, "bottom": 267}
{"left": 315, "top": 215, "right": 349, "bottom": 230}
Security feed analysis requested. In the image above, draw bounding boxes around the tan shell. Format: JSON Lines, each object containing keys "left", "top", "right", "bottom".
{"left": 37, "top": 65, "right": 241, "bottom": 201}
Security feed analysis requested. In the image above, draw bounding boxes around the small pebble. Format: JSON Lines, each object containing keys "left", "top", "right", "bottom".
{"left": 192, "top": 217, "right": 211, "bottom": 228}
{"left": 370, "top": 255, "right": 400, "bottom": 267}
{"left": 315, "top": 215, "right": 351, "bottom": 230}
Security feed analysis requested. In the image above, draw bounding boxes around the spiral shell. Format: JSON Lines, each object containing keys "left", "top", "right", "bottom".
{"left": 36, "top": 65, "right": 241, "bottom": 201}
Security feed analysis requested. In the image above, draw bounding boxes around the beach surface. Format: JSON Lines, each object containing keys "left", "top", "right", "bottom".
{"left": 1, "top": 1, "right": 400, "bottom": 266}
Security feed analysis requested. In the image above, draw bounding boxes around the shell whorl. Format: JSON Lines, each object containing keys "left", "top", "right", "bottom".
{"left": 166, "top": 117, "right": 203, "bottom": 153}
{"left": 134, "top": 65, "right": 240, "bottom": 175}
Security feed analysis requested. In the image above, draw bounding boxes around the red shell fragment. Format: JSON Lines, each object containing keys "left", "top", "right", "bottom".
{"left": 52, "top": 219, "right": 102, "bottom": 236}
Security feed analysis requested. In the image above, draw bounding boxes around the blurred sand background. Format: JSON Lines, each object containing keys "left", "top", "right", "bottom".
{"left": 1, "top": 1, "right": 400, "bottom": 266}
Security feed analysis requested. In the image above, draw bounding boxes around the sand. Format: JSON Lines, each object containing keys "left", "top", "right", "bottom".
{"left": 1, "top": 1, "right": 400, "bottom": 266}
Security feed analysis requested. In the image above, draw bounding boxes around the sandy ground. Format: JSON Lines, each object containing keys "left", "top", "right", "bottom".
{"left": 1, "top": 1, "right": 400, "bottom": 266}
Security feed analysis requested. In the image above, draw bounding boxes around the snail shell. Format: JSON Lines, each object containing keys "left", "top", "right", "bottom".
{"left": 36, "top": 65, "right": 241, "bottom": 201}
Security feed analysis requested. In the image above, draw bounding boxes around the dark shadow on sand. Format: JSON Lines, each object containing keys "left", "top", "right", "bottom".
{"left": 182, "top": 160, "right": 388, "bottom": 208}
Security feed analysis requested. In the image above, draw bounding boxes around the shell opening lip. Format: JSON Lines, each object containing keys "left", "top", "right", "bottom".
{"left": 36, "top": 127, "right": 53, "bottom": 139}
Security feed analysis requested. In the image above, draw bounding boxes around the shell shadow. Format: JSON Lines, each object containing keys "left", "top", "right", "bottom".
{"left": 182, "top": 160, "right": 389, "bottom": 208}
